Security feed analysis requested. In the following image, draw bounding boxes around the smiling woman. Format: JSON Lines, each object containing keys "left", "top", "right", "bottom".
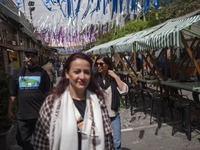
{"left": 65, "top": 58, "right": 91, "bottom": 100}
{"left": 34, "top": 53, "right": 115, "bottom": 150}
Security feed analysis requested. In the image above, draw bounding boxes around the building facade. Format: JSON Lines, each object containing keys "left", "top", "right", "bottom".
{"left": 0, "top": 1, "right": 55, "bottom": 75}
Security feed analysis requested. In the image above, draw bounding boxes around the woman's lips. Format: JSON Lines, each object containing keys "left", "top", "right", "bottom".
{"left": 78, "top": 81, "right": 84, "bottom": 85}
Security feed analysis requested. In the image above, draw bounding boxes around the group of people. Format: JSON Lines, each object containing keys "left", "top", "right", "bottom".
{"left": 8, "top": 48, "right": 128, "bottom": 150}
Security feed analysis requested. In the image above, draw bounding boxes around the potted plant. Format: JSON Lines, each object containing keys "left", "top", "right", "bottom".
{"left": 0, "top": 71, "right": 13, "bottom": 150}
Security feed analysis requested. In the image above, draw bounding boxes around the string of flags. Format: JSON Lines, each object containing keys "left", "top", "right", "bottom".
{"left": 7, "top": 0, "right": 172, "bottom": 49}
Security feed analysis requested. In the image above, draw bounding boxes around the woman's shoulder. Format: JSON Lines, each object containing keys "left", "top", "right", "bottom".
{"left": 42, "top": 94, "right": 57, "bottom": 110}
{"left": 88, "top": 90, "right": 106, "bottom": 108}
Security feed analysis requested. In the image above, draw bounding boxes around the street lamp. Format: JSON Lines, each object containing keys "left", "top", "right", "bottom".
{"left": 28, "top": 1, "right": 35, "bottom": 22}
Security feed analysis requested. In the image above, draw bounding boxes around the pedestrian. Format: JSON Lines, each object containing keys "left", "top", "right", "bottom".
{"left": 9, "top": 59, "right": 14, "bottom": 76}
{"left": 94, "top": 54, "right": 129, "bottom": 150}
{"left": 54, "top": 57, "right": 61, "bottom": 78}
{"left": 8, "top": 48, "right": 51, "bottom": 150}
{"left": 136, "top": 54, "right": 142, "bottom": 72}
{"left": 42, "top": 59, "right": 55, "bottom": 90}
{"left": 34, "top": 53, "right": 114, "bottom": 150}
{"left": 62, "top": 57, "right": 67, "bottom": 68}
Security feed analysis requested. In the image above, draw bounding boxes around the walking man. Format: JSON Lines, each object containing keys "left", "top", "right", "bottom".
{"left": 8, "top": 48, "right": 50, "bottom": 150}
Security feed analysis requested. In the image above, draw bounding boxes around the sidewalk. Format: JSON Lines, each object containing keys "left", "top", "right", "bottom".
{"left": 8, "top": 77, "right": 200, "bottom": 150}
{"left": 120, "top": 100, "right": 200, "bottom": 150}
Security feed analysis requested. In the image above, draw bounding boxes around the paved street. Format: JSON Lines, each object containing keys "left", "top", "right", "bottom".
{"left": 7, "top": 75, "right": 200, "bottom": 150}
{"left": 120, "top": 97, "right": 200, "bottom": 150}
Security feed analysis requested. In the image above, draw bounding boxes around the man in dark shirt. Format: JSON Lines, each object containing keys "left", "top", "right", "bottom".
{"left": 8, "top": 48, "right": 50, "bottom": 150}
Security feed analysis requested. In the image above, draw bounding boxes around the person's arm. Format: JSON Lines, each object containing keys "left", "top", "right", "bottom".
{"left": 8, "top": 69, "right": 18, "bottom": 122}
{"left": 108, "top": 70, "right": 124, "bottom": 90}
{"left": 8, "top": 96, "right": 16, "bottom": 122}
{"left": 42, "top": 69, "right": 51, "bottom": 93}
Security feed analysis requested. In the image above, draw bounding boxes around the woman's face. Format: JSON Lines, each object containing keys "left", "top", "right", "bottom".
{"left": 65, "top": 58, "right": 91, "bottom": 92}
{"left": 96, "top": 59, "right": 109, "bottom": 74}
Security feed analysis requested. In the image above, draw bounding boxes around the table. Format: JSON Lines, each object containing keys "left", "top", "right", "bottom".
{"left": 161, "top": 80, "right": 200, "bottom": 93}
{"left": 115, "top": 70, "right": 139, "bottom": 76}
{"left": 134, "top": 76, "right": 158, "bottom": 84}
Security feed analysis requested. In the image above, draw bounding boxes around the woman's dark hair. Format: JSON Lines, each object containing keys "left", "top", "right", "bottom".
{"left": 95, "top": 54, "right": 113, "bottom": 70}
{"left": 49, "top": 52, "right": 103, "bottom": 98}
{"left": 94, "top": 54, "right": 114, "bottom": 81}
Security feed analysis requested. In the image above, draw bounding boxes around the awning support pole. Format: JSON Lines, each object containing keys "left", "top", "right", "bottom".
{"left": 181, "top": 31, "right": 200, "bottom": 76}
{"left": 116, "top": 52, "right": 138, "bottom": 84}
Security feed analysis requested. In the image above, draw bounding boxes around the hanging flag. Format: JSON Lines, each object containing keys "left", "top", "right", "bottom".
{"left": 75, "top": 0, "right": 81, "bottom": 16}
{"left": 153, "top": 0, "right": 160, "bottom": 10}
{"left": 126, "top": 0, "right": 130, "bottom": 17}
{"left": 111, "top": 0, "right": 118, "bottom": 19}
{"left": 15, "top": 0, "right": 21, "bottom": 9}
{"left": 42, "top": 0, "right": 53, "bottom": 11}
{"left": 82, "top": 0, "right": 91, "bottom": 19}
{"left": 119, "top": 0, "right": 123, "bottom": 13}
{"left": 2, "top": 0, "right": 5, "bottom": 5}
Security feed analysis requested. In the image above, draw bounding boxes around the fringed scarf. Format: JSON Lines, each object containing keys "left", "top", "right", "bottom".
{"left": 49, "top": 87, "right": 105, "bottom": 150}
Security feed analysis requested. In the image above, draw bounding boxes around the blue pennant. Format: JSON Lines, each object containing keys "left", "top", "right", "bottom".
{"left": 60, "top": 0, "right": 74, "bottom": 18}
{"left": 126, "top": 0, "right": 130, "bottom": 17}
{"left": 15, "top": 0, "right": 21, "bottom": 9}
{"left": 111, "top": 0, "right": 117, "bottom": 19}
{"left": 153, "top": 0, "right": 159, "bottom": 10}
{"left": 71, "top": 0, "right": 75, "bottom": 17}
{"left": 131, "top": 0, "right": 135, "bottom": 12}
{"left": 82, "top": 0, "right": 91, "bottom": 19}
{"left": 67, "top": 0, "right": 71, "bottom": 17}
{"left": 52, "top": 0, "right": 59, "bottom": 3}
{"left": 103, "top": 0, "right": 106, "bottom": 15}
{"left": 145, "top": 0, "right": 150, "bottom": 14}
{"left": 103, "top": 0, "right": 109, "bottom": 15}
{"left": 90, "top": 0, "right": 101, "bottom": 16}
{"left": 42, "top": 0, "right": 53, "bottom": 11}
{"left": 75, "top": 0, "right": 81, "bottom": 16}
{"left": 2, "top": 0, "right": 5, "bottom": 5}
{"left": 120, "top": 0, "right": 123, "bottom": 13}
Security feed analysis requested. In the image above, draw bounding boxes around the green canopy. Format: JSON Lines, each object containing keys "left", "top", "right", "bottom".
{"left": 85, "top": 33, "right": 134, "bottom": 55}
{"left": 85, "top": 10, "right": 200, "bottom": 54}
{"left": 136, "top": 15, "right": 200, "bottom": 51}
{"left": 114, "top": 26, "right": 162, "bottom": 53}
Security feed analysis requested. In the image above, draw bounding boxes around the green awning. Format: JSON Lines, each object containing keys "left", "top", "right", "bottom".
{"left": 85, "top": 33, "right": 134, "bottom": 55}
{"left": 85, "top": 10, "right": 200, "bottom": 54}
{"left": 135, "top": 15, "right": 200, "bottom": 51}
{"left": 114, "top": 26, "right": 162, "bottom": 53}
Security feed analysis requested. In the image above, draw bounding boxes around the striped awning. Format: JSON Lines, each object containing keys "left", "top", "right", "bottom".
{"left": 84, "top": 44, "right": 102, "bottom": 55}
{"left": 85, "top": 33, "right": 134, "bottom": 55}
{"left": 135, "top": 15, "right": 200, "bottom": 51}
{"left": 114, "top": 25, "right": 162, "bottom": 53}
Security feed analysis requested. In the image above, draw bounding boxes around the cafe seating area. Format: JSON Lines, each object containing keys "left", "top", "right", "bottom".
{"left": 85, "top": 10, "right": 200, "bottom": 141}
